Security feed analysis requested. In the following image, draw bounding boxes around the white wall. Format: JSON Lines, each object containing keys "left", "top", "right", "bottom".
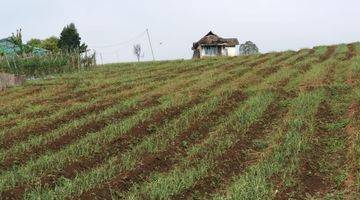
{"left": 200, "top": 47, "right": 206, "bottom": 57}
{"left": 225, "top": 47, "right": 237, "bottom": 57}
{"left": 199, "top": 46, "right": 237, "bottom": 58}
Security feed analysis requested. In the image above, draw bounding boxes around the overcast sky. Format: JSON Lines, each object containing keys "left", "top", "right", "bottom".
{"left": 2, "top": 0, "right": 360, "bottom": 63}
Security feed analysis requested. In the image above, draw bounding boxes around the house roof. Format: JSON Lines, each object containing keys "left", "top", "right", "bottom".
{"left": 192, "top": 31, "right": 239, "bottom": 50}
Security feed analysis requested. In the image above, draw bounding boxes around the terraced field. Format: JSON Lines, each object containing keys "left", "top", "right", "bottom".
{"left": 0, "top": 43, "right": 359, "bottom": 200}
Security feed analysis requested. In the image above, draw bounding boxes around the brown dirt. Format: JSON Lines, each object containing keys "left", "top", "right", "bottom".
{"left": 345, "top": 43, "right": 356, "bottom": 61}
{"left": 0, "top": 86, "right": 42, "bottom": 103}
{"left": 258, "top": 65, "right": 281, "bottom": 77}
{"left": 277, "top": 101, "right": 339, "bottom": 199}
{"left": 318, "top": 46, "right": 336, "bottom": 63}
{"left": 248, "top": 55, "right": 272, "bottom": 67}
{"left": 347, "top": 102, "right": 359, "bottom": 119}
{"left": 272, "top": 52, "right": 296, "bottom": 65}
{"left": 290, "top": 49, "right": 316, "bottom": 65}
{"left": 299, "top": 62, "right": 335, "bottom": 93}
{"left": 176, "top": 62, "right": 216, "bottom": 74}
{"left": 0, "top": 121, "right": 17, "bottom": 130}
{"left": 298, "top": 64, "right": 311, "bottom": 74}
{"left": 79, "top": 91, "right": 247, "bottom": 200}
{"left": 237, "top": 65, "right": 281, "bottom": 92}
{"left": 0, "top": 185, "right": 26, "bottom": 200}
{"left": 298, "top": 161, "right": 329, "bottom": 195}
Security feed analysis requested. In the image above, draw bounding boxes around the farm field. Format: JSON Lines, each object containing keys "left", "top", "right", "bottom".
{"left": 0, "top": 42, "right": 360, "bottom": 200}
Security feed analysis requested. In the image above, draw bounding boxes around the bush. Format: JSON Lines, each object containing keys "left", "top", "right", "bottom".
{"left": 239, "top": 41, "right": 259, "bottom": 56}
{"left": 0, "top": 52, "right": 96, "bottom": 77}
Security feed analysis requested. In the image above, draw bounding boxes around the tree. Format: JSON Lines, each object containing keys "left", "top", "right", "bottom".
{"left": 27, "top": 38, "right": 42, "bottom": 48}
{"left": 133, "top": 44, "right": 144, "bottom": 62}
{"left": 26, "top": 37, "right": 60, "bottom": 53}
{"left": 239, "top": 41, "right": 259, "bottom": 56}
{"left": 11, "top": 29, "right": 23, "bottom": 47}
{"left": 10, "top": 29, "right": 32, "bottom": 54}
{"left": 42, "top": 36, "right": 60, "bottom": 52}
{"left": 58, "top": 23, "right": 87, "bottom": 53}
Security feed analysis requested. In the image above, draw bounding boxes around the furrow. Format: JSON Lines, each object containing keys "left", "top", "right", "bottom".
{"left": 318, "top": 46, "right": 336, "bottom": 63}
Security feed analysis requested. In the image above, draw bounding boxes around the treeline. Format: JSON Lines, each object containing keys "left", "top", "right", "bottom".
{"left": 0, "top": 23, "right": 96, "bottom": 77}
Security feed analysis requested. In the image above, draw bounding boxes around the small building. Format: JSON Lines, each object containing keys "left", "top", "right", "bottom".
{"left": 192, "top": 31, "right": 239, "bottom": 59}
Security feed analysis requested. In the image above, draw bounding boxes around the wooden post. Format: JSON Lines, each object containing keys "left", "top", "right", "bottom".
{"left": 78, "top": 51, "right": 81, "bottom": 70}
{"left": 100, "top": 53, "right": 104, "bottom": 66}
{"left": 146, "top": 29, "right": 155, "bottom": 61}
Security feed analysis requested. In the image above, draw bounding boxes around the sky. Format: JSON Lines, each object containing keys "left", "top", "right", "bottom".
{"left": 1, "top": 0, "right": 360, "bottom": 63}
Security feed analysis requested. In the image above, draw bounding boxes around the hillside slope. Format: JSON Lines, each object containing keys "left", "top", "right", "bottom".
{"left": 0, "top": 43, "right": 359, "bottom": 199}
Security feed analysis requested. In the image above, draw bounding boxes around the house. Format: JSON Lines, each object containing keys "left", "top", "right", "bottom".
{"left": 192, "top": 31, "right": 239, "bottom": 58}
